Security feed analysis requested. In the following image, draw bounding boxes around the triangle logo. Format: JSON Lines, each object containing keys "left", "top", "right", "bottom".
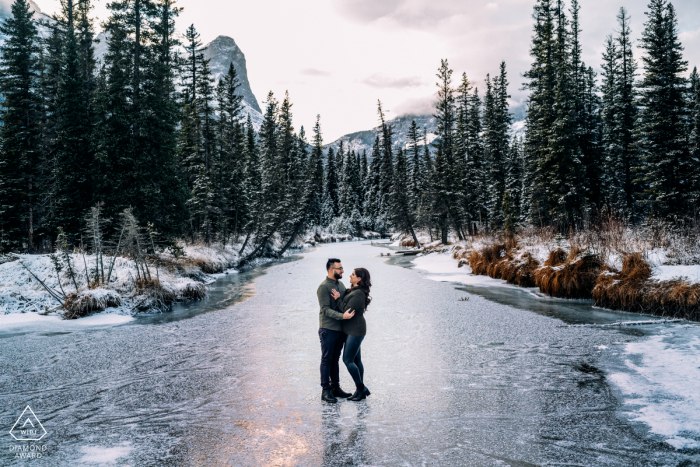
{"left": 9, "top": 406, "right": 47, "bottom": 441}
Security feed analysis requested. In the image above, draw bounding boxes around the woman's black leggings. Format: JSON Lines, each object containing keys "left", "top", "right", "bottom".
{"left": 342, "top": 335, "right": 365, "bottom": 388}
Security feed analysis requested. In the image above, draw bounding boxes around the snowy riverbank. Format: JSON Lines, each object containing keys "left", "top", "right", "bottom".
{"left": 405, "top": 244, "right": 700, "bottom": 452}
{"left": 392, "top": 226, "right": 700, "bottom": 320}
{"left": 0, "top": 230, "right": 382, "bottom": 326}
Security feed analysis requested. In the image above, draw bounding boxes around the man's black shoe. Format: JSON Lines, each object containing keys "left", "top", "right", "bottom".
{"left": 321, "top": 389, "right": 338, "bottom": 403}
{"left": 332, "top": 387, "right": 352, "bottom": 398}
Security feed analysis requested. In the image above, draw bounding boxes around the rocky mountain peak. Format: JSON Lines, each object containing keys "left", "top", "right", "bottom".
{"left": 202, "top": 35, "right": 261, "bottom": 115}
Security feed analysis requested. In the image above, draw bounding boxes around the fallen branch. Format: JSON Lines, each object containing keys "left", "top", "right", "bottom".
{"left": 18, "top": 261, "right": 65, "bottom": 305}
{"left": 557, "top": 318, "right": 684, "bottom": 328}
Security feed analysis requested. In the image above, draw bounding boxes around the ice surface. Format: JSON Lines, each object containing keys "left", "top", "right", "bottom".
{"left": 77, "top": 442, "right": 132, "bottom": 465}
{"left": 607, "top": 328, "right": 700, "bottom": 450}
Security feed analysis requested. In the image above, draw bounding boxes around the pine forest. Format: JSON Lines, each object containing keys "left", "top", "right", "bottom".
{"left": 0, "top": 0, "right": 699, "bottom": 265}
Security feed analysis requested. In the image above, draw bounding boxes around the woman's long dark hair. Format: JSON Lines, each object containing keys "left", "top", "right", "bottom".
{"left": 354, "top": 268, "right": 372, "bottom": 308}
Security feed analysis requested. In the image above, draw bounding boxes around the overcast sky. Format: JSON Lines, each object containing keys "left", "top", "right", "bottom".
{"left": 35, "top": 0, "right": 700, "bottom": 142}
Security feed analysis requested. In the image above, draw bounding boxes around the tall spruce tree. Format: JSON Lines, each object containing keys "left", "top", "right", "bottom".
{"left": 324, "top": 146, "right": 339, "bottom": 217}
{"left": 390, "top": 147, "right": 420, "bottom": 246}
{"left": 484, "top": 63, "right": 512, "bottom": 230}
{"left": 0, "top": 0, "right": 42, "bottom": 251}
{"left": 432, "top": 60, "right": 463, "bottom": 241}
{"left": 690, "top": 67, "right": 700, "bottom": 212}
{"left": 637, "top": 0, "right": 689, "bottom": 218}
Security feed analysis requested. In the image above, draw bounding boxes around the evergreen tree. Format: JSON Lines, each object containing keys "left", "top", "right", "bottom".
{"left": 484, "top": 63, "right": 512, "bottom": 230}
{"left": 216, "top": 62, "right": 245, "bottom": 242}
{"left": 390, "top": 147, "right": 421, "bottom": 246}
{"left": 324, "top": 146, "right": 339, "bottom": 217}
{"left": 600, "top": 34, "right": 625, "bottom": 214}
{"left": 466, "top": 88, "right": 487, "bottom": 231}
{"left": 505, "top": 137, "right": 524, "bottom": 222}
{"left": 523, "top": 0, "right": 557, "bottom": 226}
{"left": 306, "top": 116, "right": 325, "bottom": 227}
{"left": 690, "top": 67, "right": 700, "bottom": 212}
{"left": 54, "top": 0, "right": 96, "bottom": 237}
{"left": 616, "top": 7, "right": 640, "bottom": 218}
{"left": 432, "top": 60, "right": 462, "bottom": 242}
{"left": 637, "top": 0, "right": 689, "bottom": 218}
{"left": 239, "top": 115, "right": 261, "bottom": 253}
{"left": 0, "top": 0, "right": 42, "bottom": 250}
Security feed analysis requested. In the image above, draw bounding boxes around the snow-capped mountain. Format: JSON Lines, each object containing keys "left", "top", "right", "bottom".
{"left": 201, "top": 35, "right": 263, "bottom": 130}
{"left": 0, "top": 0, "right": 52, "bottom": 40}
{"left": 92, "top": 32, "right": 264, "bottom": 130}
{"left": 325, "top": 114, "right": 438, "bottom": 155}
{"left": 326, "top": 112, "right": 526, "bottom": 155}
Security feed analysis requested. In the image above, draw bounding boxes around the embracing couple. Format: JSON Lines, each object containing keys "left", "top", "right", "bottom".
{"left": 317, "top": 258, "right": 372, "bottom": 403}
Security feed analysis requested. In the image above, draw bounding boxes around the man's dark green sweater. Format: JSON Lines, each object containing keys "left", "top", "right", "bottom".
{"left": 317, "top": 277, "right": 346, "bottom": 332}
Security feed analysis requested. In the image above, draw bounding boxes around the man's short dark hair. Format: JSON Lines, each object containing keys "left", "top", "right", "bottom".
{"left": 326, "top": 258, "right": 341, "bottom": 271}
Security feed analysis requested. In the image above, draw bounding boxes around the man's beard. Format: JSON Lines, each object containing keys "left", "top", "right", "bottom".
{"left": 334, "top": 272, "right": 342, "bottom": 280}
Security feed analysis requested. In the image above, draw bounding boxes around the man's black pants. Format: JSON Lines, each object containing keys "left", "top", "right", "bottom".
{"left": 318, "top": 328, "right": 346, "bottom": 389}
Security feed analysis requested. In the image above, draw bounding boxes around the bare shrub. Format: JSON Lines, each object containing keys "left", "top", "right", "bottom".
{"left": 63, "top": 290, "right": 122, "bottom": 319}
{"left": 133, "top": 279, "right": 176, "bottom": 312}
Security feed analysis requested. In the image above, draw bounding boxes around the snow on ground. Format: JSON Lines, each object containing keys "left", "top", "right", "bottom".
{"left": 607, "top": 326, "right": 700, "bottom": 450}
{"left": 651, "top": 265, "right": 700, "bottom": 284}
{"left": 411, "top": 253, "right": 523, "bottom": 290}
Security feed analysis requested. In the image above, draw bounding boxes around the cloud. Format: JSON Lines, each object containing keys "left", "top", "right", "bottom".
{"left": 361, "top": 74, "right": 426, "bottom": 89}
{"left": 392, "top": 95, "right": 436, "bottom": 117}
{"left": 300, "top": 68, "right": 332, "bottom": 77}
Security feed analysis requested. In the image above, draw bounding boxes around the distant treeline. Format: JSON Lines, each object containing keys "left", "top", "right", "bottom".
{"left": 0, "top": 0, "right": 698, "bottom": 254}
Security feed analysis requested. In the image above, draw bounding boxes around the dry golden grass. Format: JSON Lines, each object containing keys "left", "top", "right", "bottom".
{"left": 63, "top": 291, "right": 122, "bottom": 320}
{"left": 535, "top": 247, "right": 602, "bottom": 299}
{"left": 593, "top": 253, "right": 700, "bottom": 319}
{"left": 466, "top": 242, "right": 541, "bottom": 287}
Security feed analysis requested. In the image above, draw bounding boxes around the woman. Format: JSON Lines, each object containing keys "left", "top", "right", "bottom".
{"left": 331, "top": 268, "right": 372, "bottom": 401}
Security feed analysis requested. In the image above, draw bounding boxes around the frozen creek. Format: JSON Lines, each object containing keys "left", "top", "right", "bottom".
{"left": 0, "top": 241, "right": 698, "bottom": 466}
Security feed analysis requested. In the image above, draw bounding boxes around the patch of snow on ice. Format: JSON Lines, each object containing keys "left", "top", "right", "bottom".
{"left": 651, "top": 265, "right": 700, "bottom": 284}
{"left": 411, "top": 254, "right": 521, "bottom": 289}
{"left": 78, "top": 442, "right": 132, "bottom": 465}
{"left": 71, "top": 314, "right": 134, "bottom": 326}
{"left": 607, "top": 329, "right": 700, "bottom": 449}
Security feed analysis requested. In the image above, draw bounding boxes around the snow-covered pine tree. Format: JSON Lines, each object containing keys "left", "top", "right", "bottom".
{"left": 305, "top": 116, "right": 325, "bottom": 227}
{"left": 600, "top": 34, "right": 625, "bottom": 215}
{"left": 53, "top": 0, "right": 96, "bottom": 238}
{"left": 432, "top": 60, "right": 463, "bottom": 241}
{"left": 363, "top": 138, "right": 382, "bottom": 232}
{"left": 406, "top": 120, "right": 422, "bottom": 212}
{"left": 579, "top": 65, "right": 602, "bottom": 209}
{"left": 466, "top": 87, "right": 487, "bottom": 231}
{"left": 376, "top": 101, "right": 394, "bottom": 215}
{"left": 216, "top": 63, "right": 245, "bottom": 243}
{"left": 690, "top": 67, "right": 700, "bottom": 213}
{"left": 523, "top": 0, "right": 557, "bottom": 226}
{"left": 543, "top": 0, "right": 586, "bottom": 228}
{"left": 141, "top": 0, "right": 188, "bottom": 239}
{"left": 454, "top": 73, "right": 471, "bottom": 233}
{"left": 324, "top": 146, "right": 340, "bottom": 217}
{"left": 0, "top": 0, "right": 42, "bottom": 250}
{"left": 389, "top": 147, "right": 421, "bottom": 247}
{"left": 484, "top": 63, "right": 512, "bottom": 230}
{"left": 336, "top": 141, "right": 345, "bottom": 180}
{"left": 615, "top": 7, "right": 640, "bottom": 219}
{"left": 505, "top": 137, "right": 524, "bottom": 222}
{"left": 637, "top": 0, "right": 689, "bottom": 219}
{"left": 239, "top": 115, "right": 261, "bottom": 254}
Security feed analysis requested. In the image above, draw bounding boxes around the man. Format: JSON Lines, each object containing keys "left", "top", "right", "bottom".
{"left": 317, "top": 258, "right": 355, "bottom": 403}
